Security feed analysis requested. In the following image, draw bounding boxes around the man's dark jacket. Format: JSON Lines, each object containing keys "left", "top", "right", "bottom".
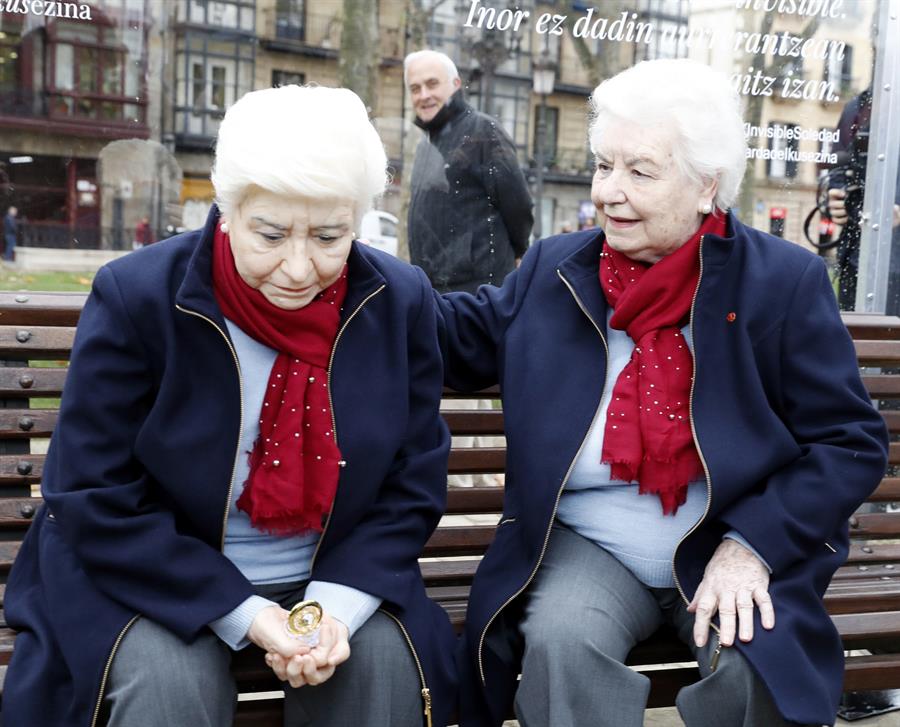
{"left": 433, "top": 213, "right": 889, "bottom": 726}
{"left": 409, "top": 91, "right": 533, "bottom": 293}
{"left": 3, "top": 206, "right": 457, "bottom": 726}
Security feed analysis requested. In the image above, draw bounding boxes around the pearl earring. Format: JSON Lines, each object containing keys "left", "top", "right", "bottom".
{"left": 700, "top": 203, "right": 712, "bottom": 215}
{"left": 220, "top": 222, "right": 229, "bottom": 233}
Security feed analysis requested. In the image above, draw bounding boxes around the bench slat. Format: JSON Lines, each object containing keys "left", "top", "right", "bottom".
{"left": 0, "top": 455, "right": 43, "bottom": 486}
{"left": 0, "top": 410, "right": 58, "bottom": 439}
{"left": 0, "top": 292, "right": 85, "bottom": 327}
{"left": 855, "top": 339, "right": 900, "bottom": 366}
{"left": 424, "top": 526, "right": 495, "bottom": 557}
{"left": 0, "top": 326, "right": 76, "bottom": 360}
{"left": 870, "top": 478, "right": 900, "bottom": 502}
{"left": 445, "top": 487, "right": 503, "bottom": 514}
{"left": 0, "top": 367, "right": 67, "bottom": 398}
{"left": 849, "top": 512, "right": 900, "bottom": 540}
{"left": 448, "top": 448, "right": 505, "bottom": 474}
{"left": 440, "top": 410, "right": 504, "bottom": 436}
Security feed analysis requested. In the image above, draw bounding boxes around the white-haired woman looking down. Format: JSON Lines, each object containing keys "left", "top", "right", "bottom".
{"left": 434, "top": 59, "right": 888, "bottom": 727}
{"left": 3, "top": 85, "right": 456, "bottom": 727}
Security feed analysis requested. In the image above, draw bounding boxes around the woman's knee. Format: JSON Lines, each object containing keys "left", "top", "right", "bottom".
{"left": 106, "top": 618, "right": 234, "bottom": 721}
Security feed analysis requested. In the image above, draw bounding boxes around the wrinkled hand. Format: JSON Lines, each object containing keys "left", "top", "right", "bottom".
{"left": 827, "top": 188, "right": 848, "bottom": 225}
{"left": 688, "top": 539, "right": 775, "bottom": 649}
{"left": 247, "top": 605, "right": 311, "bottom": 659}
{"left": 264, "top": 612, "right": 350, "bottom": 688}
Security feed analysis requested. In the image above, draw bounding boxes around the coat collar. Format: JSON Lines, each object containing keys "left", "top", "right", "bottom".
{"left": 175, "top": 204, "right": 387, "bottom": 328}
{"left": 413, "top": 90, "right": 469, "bottom": 134}
{"left": 555, "top": 212, "right": 741, "bottom": 325}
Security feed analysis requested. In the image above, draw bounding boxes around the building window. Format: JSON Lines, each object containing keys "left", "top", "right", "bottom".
{"left": 180, "top": 0, "right": 256, "bottom": 32}
{"left": 175, "top": 32, "right": 254, "bottom": 141}
{"left": 776, "top": 35, "right": 804, "bottom": 81}
{"left": 272, "top": 70, "right": 304, "bottom": 87}
{"left": 824, "top": 43, "right": 853, "bottom": 96}
{"left": 634, "top": 0, "right": 689, "bottom": 61}
{"left": 0, "top": 14, "right": 148, "bottom": 126}
{"left": 533, "top": 106, "right": 559, "bottom": 167}
{"left": 767, "top": 122, "right": 799, "bottom": 179}
{"left": 275, "top": 0, "right": 305, "bottom": 41}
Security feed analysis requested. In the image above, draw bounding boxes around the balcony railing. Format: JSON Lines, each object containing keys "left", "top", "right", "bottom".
{"left": 530, "top": 145, "right": 594, "bottom": 178}
{"left": 0, "top": 89, "right": 147, "bottom": 135}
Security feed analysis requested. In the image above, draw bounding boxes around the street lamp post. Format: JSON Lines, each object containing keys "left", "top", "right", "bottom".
{"left": 532, "top": 49, "right": 556, "bottom": 241}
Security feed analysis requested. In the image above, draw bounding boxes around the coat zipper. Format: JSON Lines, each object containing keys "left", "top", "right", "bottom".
{"left": 475, "top": 269, "right": 609, "bottom": 686}
{"left": 380, "top": 609, "right": 433, "bottom": 727}
{"left": 91, "top": 306, "right": 245, "bottom": 724}
{"left": 308, "top": 284, "right": 385, "bottom": 570}
{"left": 175, "top": 305, "right": 244, "bottom": 551}
{"left": 670, "top": 236, "right": 721, "bottom": 666}
{"left": 90, "top": 615, "right": 141, "bottom": 727}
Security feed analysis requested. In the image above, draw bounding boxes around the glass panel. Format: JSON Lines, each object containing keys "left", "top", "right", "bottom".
{"left": 0, "top": 34, "right": 20, "bottom": 93}
{"left": 210, "top": 64, "right": 227, "bottom": 108}
{"left": 191, "top": 61, "right": 205, "bottom": 109}
{"left": 55, "top": 24, "right": 99, "bottom": 43}
{"left": 272, "top": 69, "right": 304, "bottom": 87}
{"left": 241, "top": 6, "right": 255, "bottom": 32}
{"left": 101, "top": 51, "right": 122, "bottom": 96}
{"left": 77, "top": 47, "right": 98, "bottom": 93}
{"left": 208, "top": 1, "right": 239, "bottom": 28}
{"left": 55, "top": 44, "right": 74, "bottom": 90}
{"left": 276, "top": 0, "right": 304, "bottom": 40}
{"left": 189, "top": 0, "right": 207, "bottom": 24}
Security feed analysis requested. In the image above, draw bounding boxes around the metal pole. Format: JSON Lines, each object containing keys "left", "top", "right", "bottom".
{"left": 855, "top": 0, "right": 900, "bottom": 312}
{"left": 534, "top": 95, "right": 546, "bottom": 240}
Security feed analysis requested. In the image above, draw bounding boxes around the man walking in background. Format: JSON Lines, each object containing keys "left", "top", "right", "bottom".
{"left": 405, "top": 49, "right": 532, "bottom": 486}
{"left": 404, "top": 49, "right": 533, "bottom": 294}
{"left": 3, "top": 206, "right": 18, "bottom": 263}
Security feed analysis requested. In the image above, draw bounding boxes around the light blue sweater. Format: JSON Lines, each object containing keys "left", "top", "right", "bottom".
{"left": 208, "top": 320, "right": 380, "bottom": 649}
{"left": 557, "top": 312, "right": 765, "bottom": 588}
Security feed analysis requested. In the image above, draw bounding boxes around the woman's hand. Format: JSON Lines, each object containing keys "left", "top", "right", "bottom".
{"left": 688, "top": 539, "right": 775, "bottom": 649}
{"left": 263, "top": 612, "right": 351, "bottom": 688}
{"left": 247, "top": 605, "right": 312, "bottom": 658}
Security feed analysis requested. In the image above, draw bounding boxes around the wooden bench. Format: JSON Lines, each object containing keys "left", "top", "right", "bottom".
{"left": 0, "top": 292, "right": 898, "bottom": 725}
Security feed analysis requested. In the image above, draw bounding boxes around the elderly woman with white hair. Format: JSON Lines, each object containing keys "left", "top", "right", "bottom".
{"left": 3, "top": 85, "right": 456, "bottom": 727}
{"left": 434, "top": 59, "right": 888, "bottom": 727}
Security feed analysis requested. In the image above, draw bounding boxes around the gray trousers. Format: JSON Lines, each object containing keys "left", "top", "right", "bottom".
{"left": 102, "top": 582, "right": 421, "bottom": 727}
{"left": 515, "top": 524, "right": 803, "bottom": 727}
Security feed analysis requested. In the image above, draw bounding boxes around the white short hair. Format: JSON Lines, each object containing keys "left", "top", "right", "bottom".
{"left": 403, "top": 50, "right": 460, "bottom": 86}
{"left": 588, "top": 59, "right": 747, "bottom": 212}
{"left": 212, "top": 85, "right": 387, "bottom": 225}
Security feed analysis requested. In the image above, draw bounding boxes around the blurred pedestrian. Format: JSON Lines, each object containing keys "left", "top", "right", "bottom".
{"left": 405, "top": 49, "right": 533, "bottom": 294}
{"left": 132, "top": 215, "right": 155, "bottom": 250}
{"left": 4, "top": 205, "right": 18, "bottom": 262}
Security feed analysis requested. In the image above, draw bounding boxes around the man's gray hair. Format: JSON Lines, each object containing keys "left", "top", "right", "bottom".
{"left": 403, "top": 49, "right": 460, "bottom": 86}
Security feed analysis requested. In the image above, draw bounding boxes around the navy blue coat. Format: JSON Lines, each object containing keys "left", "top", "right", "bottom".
{"left": 435, "top": 214, "right": 889, "bottom": 726}
{"left": 3, "top": 207, "right": 456, "bottom": 727}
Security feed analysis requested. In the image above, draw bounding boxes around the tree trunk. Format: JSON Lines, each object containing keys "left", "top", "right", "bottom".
{"left": 340, "top": 0, "right": 378, "bottom": 112}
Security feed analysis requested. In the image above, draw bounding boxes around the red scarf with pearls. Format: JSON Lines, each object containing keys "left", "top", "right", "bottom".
{"left": 212, "top": 223, "right": 347, "bottom": 535}
{"left": 599, "top": 213, "right": 725, "bottom": 514}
